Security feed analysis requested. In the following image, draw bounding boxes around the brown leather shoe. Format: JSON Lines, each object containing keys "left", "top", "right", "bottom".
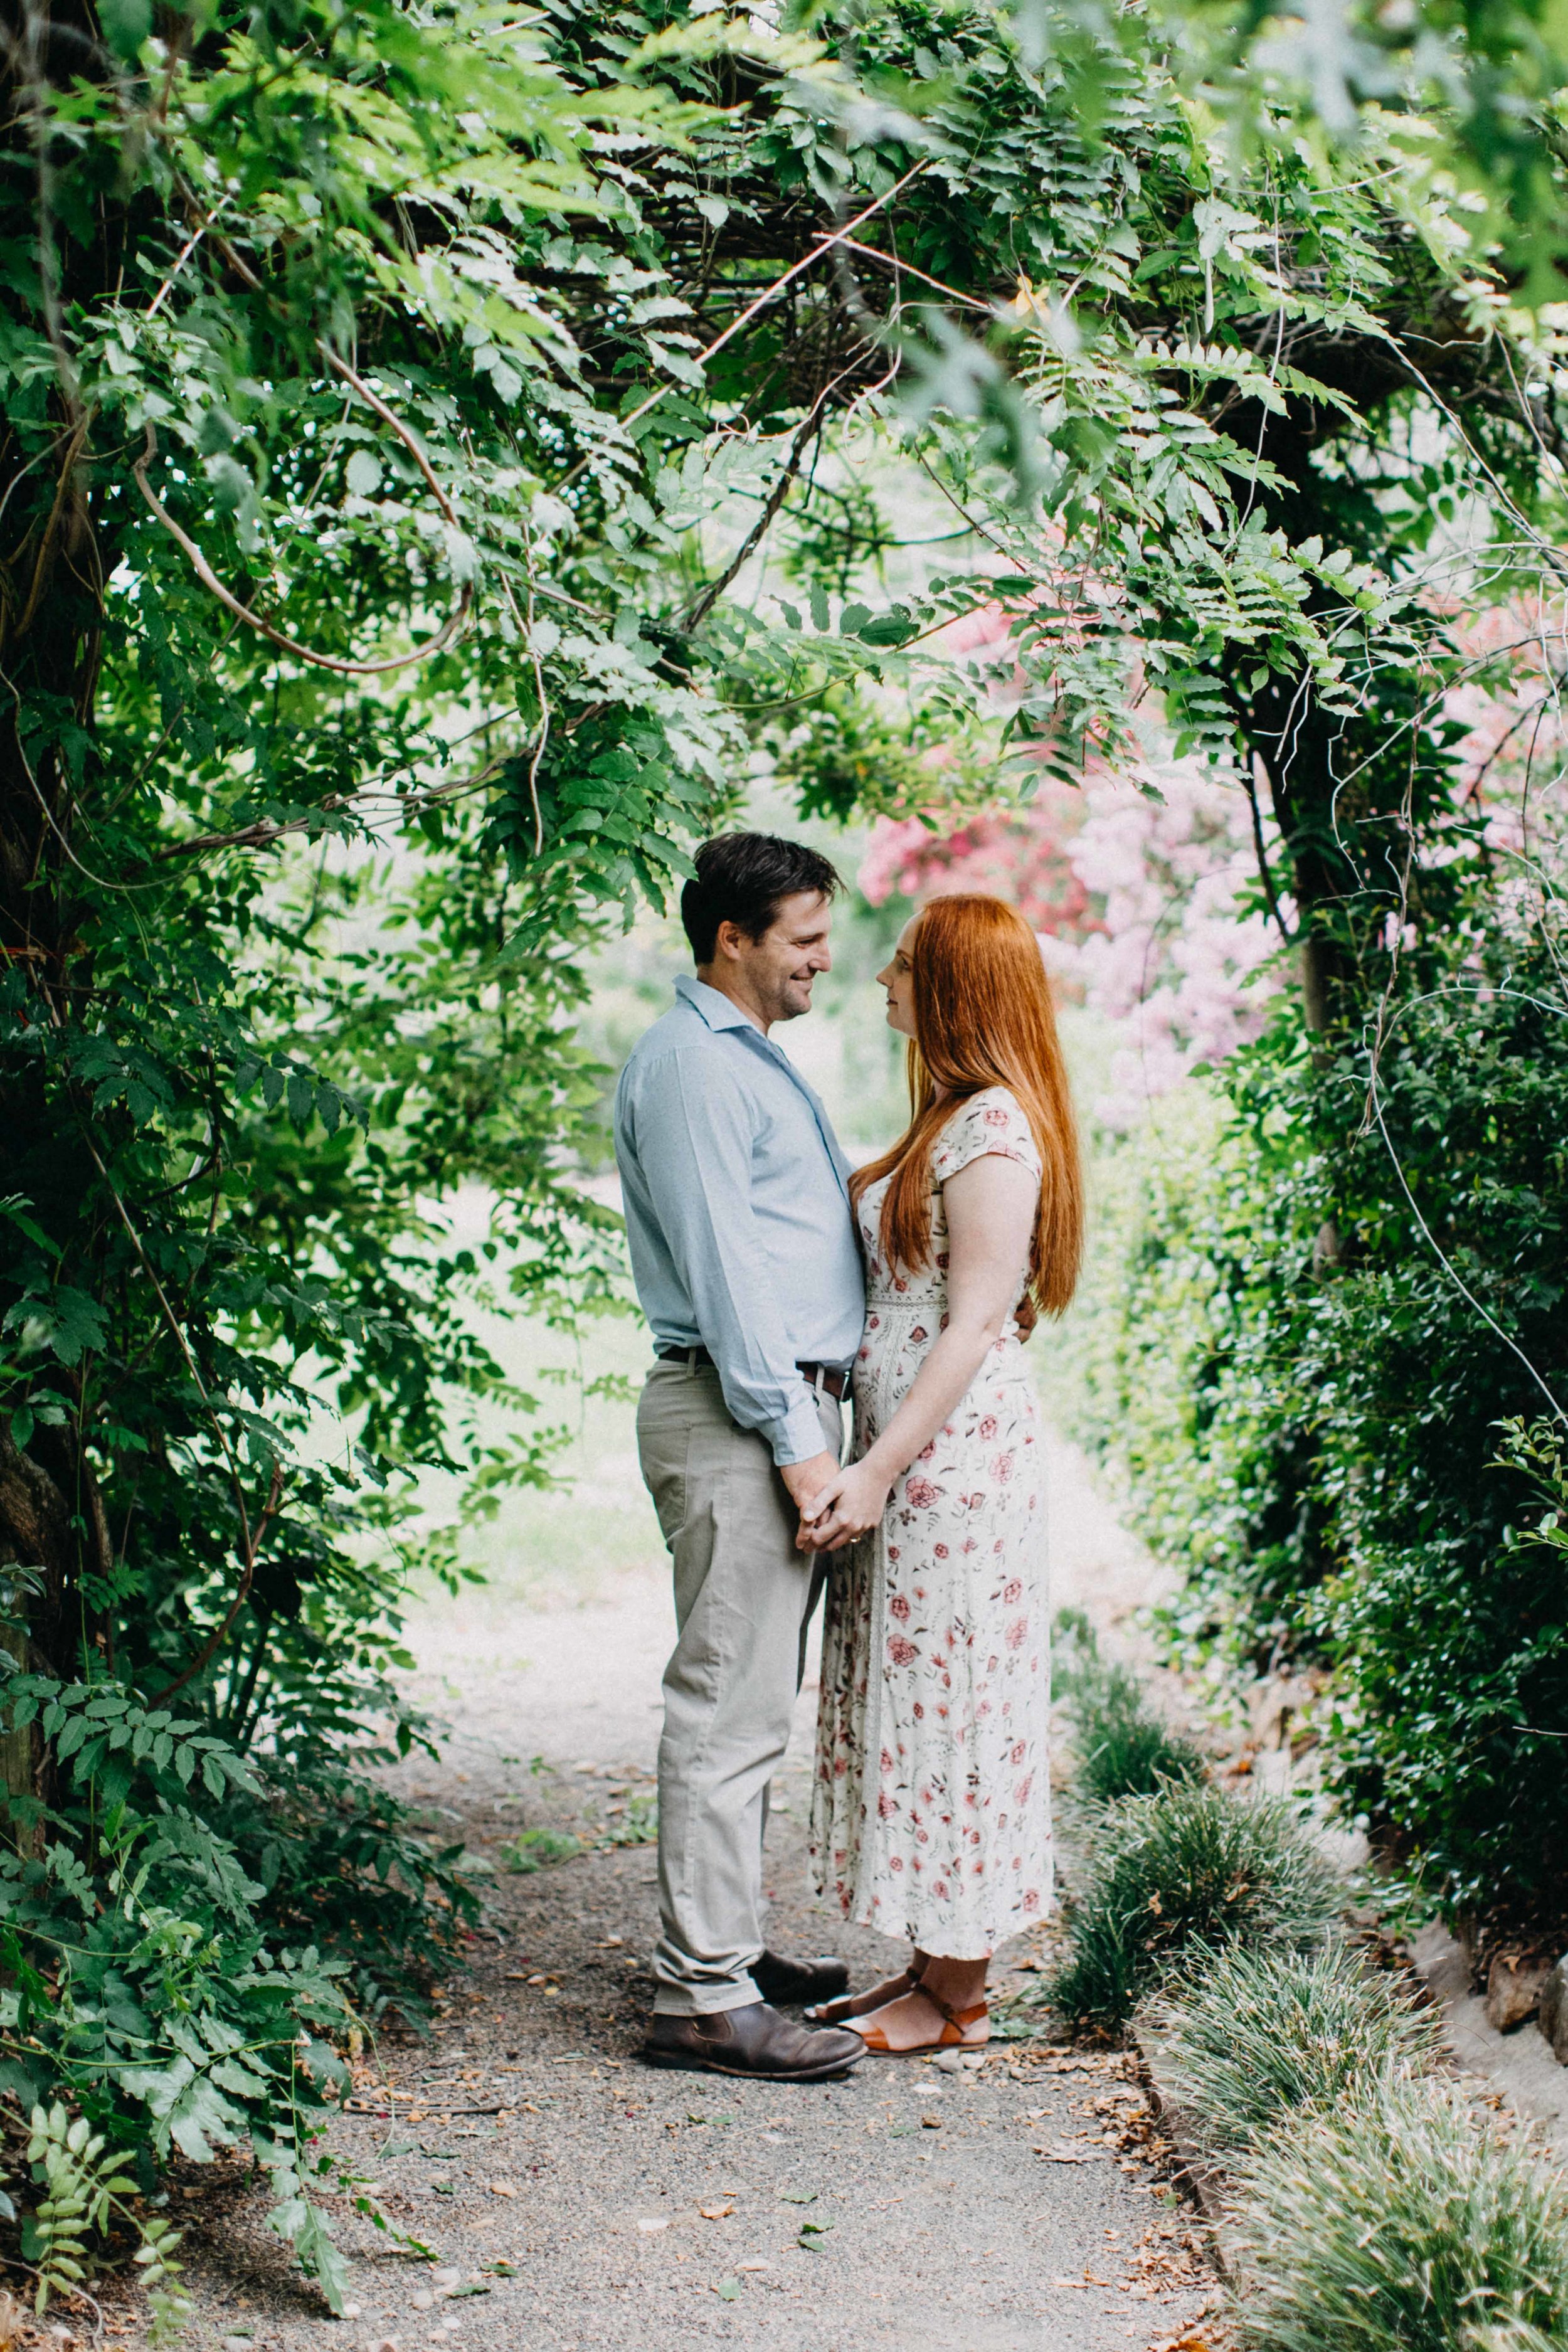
{"left": 641, "top": 2001, "right": 864, "bottom": 2081}
{"left": 751, "top": 1949, "right": 850, "bottom": 2008}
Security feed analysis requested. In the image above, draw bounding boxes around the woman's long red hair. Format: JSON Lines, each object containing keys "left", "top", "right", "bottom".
{"left": 849, "top": 894, "right": 1084, "bottom": 1328}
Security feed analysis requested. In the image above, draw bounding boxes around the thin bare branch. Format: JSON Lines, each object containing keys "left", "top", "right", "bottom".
{"left": 133, "top": 426, "right": 473, "bottom": 678}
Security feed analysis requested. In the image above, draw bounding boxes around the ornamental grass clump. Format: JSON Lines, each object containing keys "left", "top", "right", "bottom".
{"left": 1049, "top": 1781, "right": 1339, "bottom": 2030}
{"left": 1147, "top": 1939, "right": 1443, "bottom": 2159}
{"left": 1052, "top": 1609, "right": 1205, "bottom": 1804}
{"left": 1229, "top": 2075, "right": 1568, "bottom": 2352}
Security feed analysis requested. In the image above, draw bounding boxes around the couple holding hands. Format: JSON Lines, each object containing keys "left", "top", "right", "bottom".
{"left": 614, "top": 832, "right": 1083, "bottom": 2082}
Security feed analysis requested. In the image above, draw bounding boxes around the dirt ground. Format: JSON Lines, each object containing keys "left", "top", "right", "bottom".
{"left": 159, "top": 1430, "right": 1224, "bottom": 2352}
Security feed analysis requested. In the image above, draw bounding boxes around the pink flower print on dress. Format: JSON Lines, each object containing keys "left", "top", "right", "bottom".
{"left": 1005, "top": 1618, "right": 1029, "bottom": 1651}
{"left": 813, "top": 1091, "right": 1051, "bottom": 1956}
{"left": 990, "top": 1451, "right": 1015, "bottom": 1483}
{"left": 877, "top": 1790, "right": 898, "bottom": 1819}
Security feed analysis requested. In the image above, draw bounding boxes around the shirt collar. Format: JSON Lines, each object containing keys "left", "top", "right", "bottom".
{"left": 674, "top": 972, "right": 768, "bottom": 1037}
{"left": 672, "top": 975, "right": 850, "bottom": 1203}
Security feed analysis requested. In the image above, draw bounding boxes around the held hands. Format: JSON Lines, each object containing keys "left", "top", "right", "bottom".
{"left": 793, "top": 1458, "right": 893, "bottom": 1554}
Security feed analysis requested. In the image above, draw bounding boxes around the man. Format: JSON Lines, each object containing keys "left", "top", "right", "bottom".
{"left": 614, "top": 833, "right": 867, "bottom": 2082}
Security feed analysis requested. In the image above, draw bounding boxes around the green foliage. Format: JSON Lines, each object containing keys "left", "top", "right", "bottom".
{"left": 0, "top": 1731, "right": 376, "bottom": 2311}
{"left": 1048, "top": 1783, "right": 1340, "bottom": 2030}
{"left": 2, "top": 0, "right": 1564, "bottom": 2307}
{"left": 1138, "top": 0, "right": 1568, "bottom": 305}
{"left": 23, "top": 2102, "right": 184, "bottom": 2323}
{"left": 502, "top": 1828, "right": 583, "bottom": 1873}
{"left": 1147, "top": 1941, "right": 1442, "bottom": 2161}
{"left": 1229, "top": 2077, "right": 1568, "bottom": 2352}
{"left": 1053, "top": 1610, "right": 1205, "bottom": 1804}
{"left": 1064, "top": 899, "right": 1568, "bottom": 1915}
{"left": 597, "top": 1793, "right": 659, "bottom": 1848}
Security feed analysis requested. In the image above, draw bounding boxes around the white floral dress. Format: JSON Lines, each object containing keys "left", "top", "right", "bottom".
{"left": 809, "top": 1086, "right": 1051, "bottom": 1959}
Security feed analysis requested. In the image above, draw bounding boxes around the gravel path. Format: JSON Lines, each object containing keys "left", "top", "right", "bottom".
{"left": 168, "top": 1431, "right": 1222, "bottom": 2352}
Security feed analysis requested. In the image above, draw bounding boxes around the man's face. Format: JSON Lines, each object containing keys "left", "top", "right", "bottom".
{"left": 717, "top": 890, "right": 833, "bottom": 1025}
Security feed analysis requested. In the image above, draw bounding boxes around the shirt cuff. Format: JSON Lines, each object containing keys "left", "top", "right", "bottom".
{"left": 767, "top": 1391, "right": 836, "bottom": 1468}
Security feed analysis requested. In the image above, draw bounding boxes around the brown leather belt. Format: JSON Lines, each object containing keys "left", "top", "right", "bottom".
{"left": 656, "top": 1344, "right": 850, "bottom": 1402}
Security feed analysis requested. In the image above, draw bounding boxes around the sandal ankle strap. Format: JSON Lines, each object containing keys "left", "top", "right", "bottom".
{"left": 913, "top": 1976, "right": 988, "bottom": 2032}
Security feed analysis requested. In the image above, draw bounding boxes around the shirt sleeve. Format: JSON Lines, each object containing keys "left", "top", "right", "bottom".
{"left": 629, "top": 1049, "right": 827, "bottom": 1466}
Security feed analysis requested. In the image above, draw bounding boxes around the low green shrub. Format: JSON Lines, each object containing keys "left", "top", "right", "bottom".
{"left": 1057, "top": 914, "right": 1568, "bottom": 1920}
{"left": 0, "top": 1668, "right": 477, "bottom": 2318}
{"left": 598, "top": 1792, "right": 659, "bottom": 1848}
{"left": 503, "top": 1826, "right": 583, "bottom": 1871}
{"left": 1147, "top": 1940, "right": 1442, "bottom": 2158}
{"left": 1049, "top": 1783, "right": 1339, "bottom": 2030}
{"left": 21, "top": 2103, "right": 186, "bottom": 2331}
{"left": 1230, "top": 2075, "right": 1568, "bottom": 2352}
{"left": 1054, "top": 1610, "right": 1205, "bottom": 1803}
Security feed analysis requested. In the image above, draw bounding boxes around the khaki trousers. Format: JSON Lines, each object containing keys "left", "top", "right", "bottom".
{"left": 635, "top": 1360, "right": 843, "bottom": 2015}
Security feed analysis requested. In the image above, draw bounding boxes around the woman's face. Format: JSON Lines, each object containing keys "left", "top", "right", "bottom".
{"left": 876, "top": 915, "right": 919, "bottom": 1039}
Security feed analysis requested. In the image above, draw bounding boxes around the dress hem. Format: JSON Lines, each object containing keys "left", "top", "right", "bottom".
{"left": 808, "top": 1860, "right": 1054, "bottom": 1963}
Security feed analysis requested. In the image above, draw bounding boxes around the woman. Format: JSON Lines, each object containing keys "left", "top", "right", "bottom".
{"left": 799, "top": 893, "right": 1083, "bottom": 2054}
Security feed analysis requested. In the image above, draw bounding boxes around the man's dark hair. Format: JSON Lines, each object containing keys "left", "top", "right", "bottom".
{"left": 681, "top": 833, "right": 842, "bottom": 965}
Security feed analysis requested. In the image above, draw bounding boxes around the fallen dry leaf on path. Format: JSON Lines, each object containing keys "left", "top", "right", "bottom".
{"left": 698, "top": 2201, "right": 734, "bottom": 2220}
{"left": 489, "top": 2182, "right": 517, "bottom": 2198}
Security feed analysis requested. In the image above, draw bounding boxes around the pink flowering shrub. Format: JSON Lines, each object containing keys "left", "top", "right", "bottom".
{"left": 859, "top": 748, "right": 1285, "bottom": 1126}
{"left": 857, "top": 787, "right": 1097, "bottom": 939}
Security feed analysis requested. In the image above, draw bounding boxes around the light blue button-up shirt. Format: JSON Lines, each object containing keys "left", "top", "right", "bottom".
{"left": 613, "top": 973, "right": 865, "bottom": 1466}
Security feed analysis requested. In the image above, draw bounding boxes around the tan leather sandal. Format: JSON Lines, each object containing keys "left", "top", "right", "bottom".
{"left": 851, "top": 1978, "right": 989, "bottom": 2056}
{"left": 805, "top": 1964, "right": 919, "bottom": 2026}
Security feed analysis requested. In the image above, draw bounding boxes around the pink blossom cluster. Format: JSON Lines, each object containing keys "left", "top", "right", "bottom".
{"left": 1441, "top": 600, "right": 1568, "bottom": 886}
{"left": 858, "top": 754, "right": 1286, "bottom": 1128}
{"left": 856, "top": 785, "right": 1096, "bottom": 938}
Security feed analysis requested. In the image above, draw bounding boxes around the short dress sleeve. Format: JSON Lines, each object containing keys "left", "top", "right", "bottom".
{"left": 931, "top": 1086, "right": 1043, "bottom": 1187}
